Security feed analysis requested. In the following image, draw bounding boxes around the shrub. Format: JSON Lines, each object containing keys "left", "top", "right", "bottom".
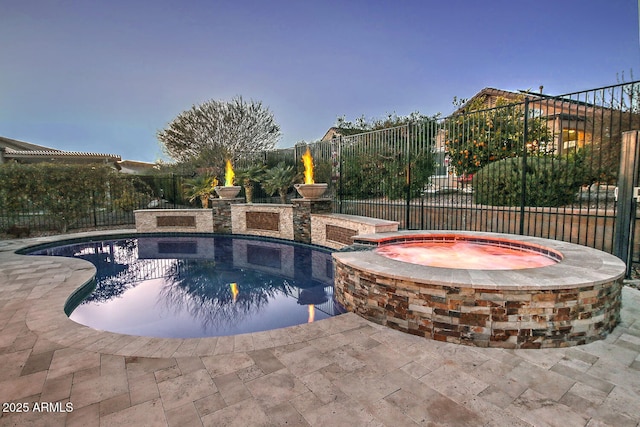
{"left": 0, "top": 163, "right": 154, "bottom": 232}
{"left": 262, "top": 162, "right": 300, "bottom": 204}
{"left": 112, "top": 177, "right": 153, "bottom": 211}
{"left": 472, "top": 156, "right": 588, "bottom": 207}
{"left": 340, "top": 148, "right": 435, "bottom": 200}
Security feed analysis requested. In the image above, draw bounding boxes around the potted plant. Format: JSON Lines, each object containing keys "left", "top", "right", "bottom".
{"left": 236, "top": 164, "right": 266, "bottom": 203}
{"left": 183, "top": 175, "right": 218, "bottom": 208}
{"left": 261, "top": 163, "right": 300, "bottom": 204}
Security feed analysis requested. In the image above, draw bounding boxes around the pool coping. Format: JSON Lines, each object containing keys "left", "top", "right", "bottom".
{"left": 335, "top": 230, "right": 626, "bottom": 291}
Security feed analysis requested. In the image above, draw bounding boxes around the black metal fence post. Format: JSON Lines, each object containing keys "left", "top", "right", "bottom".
{"left": 519, "top": 97, "right": 529, "bottom": 235}
{"left": 92, "top": 189, "right": 98, "bottom": 227}
{"left": 405, "top": 124, "right": 412, "bottom": 229}
{"left": 338, "top": 136, "right": 343, "bottom": 214}
{"left": 172, "top": 173, "right": 177, "bottom": 208}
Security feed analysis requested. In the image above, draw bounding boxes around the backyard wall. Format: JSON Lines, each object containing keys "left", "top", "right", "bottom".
{"left": 134, "top": 209, "right": 214, "bottom": 233}
{"left": 311, "top": 214, "right": 399, "bottom": 249}
{"left": 230, "top": 204, "right": 295, "bottom": 240}
{"left": 133, "top": 205, "right": 399, "bottom": 250}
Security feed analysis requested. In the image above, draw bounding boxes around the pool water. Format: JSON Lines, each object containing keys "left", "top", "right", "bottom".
{"left": 29, "top": 236, "right": 345, "bottom": 338}
{"left": 375, "top": 241, "right": 558, "bottom": 270}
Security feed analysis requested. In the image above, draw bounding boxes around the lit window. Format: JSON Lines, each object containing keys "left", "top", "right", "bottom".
{"left": 562, "top": 129, "right": 584, "bottom": 150}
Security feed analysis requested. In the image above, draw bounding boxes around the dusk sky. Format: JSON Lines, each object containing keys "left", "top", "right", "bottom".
{"left": 2, "top": 0, "right": 639, "bottom": 163}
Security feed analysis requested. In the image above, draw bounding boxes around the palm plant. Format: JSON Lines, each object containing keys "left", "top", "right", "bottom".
{"left": 262, "top": 163, "right": 300, "bottom": 204}
{"left": 183, "top": 175, "right": 218, "bottom": 208}
{"left": 236, "top": 164, "right": 266, "bottom": 203}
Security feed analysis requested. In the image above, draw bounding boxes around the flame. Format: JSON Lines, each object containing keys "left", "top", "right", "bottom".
{"left": 224, "top": 160, "right": 235, "bottom": 186}
{"left": 307, "top": 304, "right": 315, "bottom": 323}
{"left": 302, "top": 147, "right": 314, "bottom": 184}
{"left": 230, "top": 282, "right": 238, "bottom": 303}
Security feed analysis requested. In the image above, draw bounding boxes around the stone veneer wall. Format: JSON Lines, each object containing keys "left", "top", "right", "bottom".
{"left": 292, "top": 199, "right": 332, "bottom": 244}
{"left": 211, "top": 198, "right": 244, "bottom": 233}
{"left": 311, "top": 214, "right": 399, "bottom": 249}
{"left": 134, "top": 209, "right": 214, "bottom": 233}
{"left": 334, "top": 260, "right": 623, "bottom": 349}
{"left": 134, "top": 204, "right": 397, "bottom": 248}
{"left": 230, "top": 204, "right": 294, "bottom": 240}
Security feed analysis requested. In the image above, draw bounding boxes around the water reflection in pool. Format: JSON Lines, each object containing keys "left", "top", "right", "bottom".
{"left": 30, "top": 236, "right": 345, "bottom": 338}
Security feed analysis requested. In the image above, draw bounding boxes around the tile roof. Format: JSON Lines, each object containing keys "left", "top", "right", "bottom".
{"left": 3, "top": 147, "right": 121, "bottom": 160}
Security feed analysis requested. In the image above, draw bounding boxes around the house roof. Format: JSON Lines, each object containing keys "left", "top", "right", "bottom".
{"left": 3, "top": 147, "right": 121, "bottom": 161}
{"left": 0, "top": 136, "right": 121, "bottom": 166}
{"left": 454, "top": 86, "right": 602, "bottom": 116}
{"left": 0, "top": 135, "right": 62, "bottom": 152}
{"left": 454, "top": 87, "right": 544, "bottom": 114}
{"left": 320, "top": 126, "right": 370, "bottom": 141}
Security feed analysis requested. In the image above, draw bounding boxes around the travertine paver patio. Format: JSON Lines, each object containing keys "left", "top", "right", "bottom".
{"left": 0, "top": 230, "right": 639, "bottom": 426}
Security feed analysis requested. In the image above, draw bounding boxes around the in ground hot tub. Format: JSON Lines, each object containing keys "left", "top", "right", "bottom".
{"left": 332, "top": 231, "right": 625, "bottom": 349}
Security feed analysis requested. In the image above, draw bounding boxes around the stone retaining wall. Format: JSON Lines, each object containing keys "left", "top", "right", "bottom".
{"left": 230, "top": 204, "right": 294, "bottom": 240}
{"left": 311, "top": 214, "right": 399, "bottom": 249}
{"left": 134, "top": 204, "right": 397, "bottom": 249}
{"left": 134, "top": 209, "right": 214, "bottom": 233}
{"left": 333, "top": 231, "right": 625, "bottom": 349}
{"left": 211, "top": 198, "right": 244, "bottom": 233}
{"left": 334, "top": 259, "right": 622, "bottom": 349}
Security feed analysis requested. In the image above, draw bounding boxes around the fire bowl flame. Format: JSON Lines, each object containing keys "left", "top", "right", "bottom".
{"left": 294, "top": 183, "right": 328, "bottom": 199}
{"left": 214, "top": 186, "right": 241, "bottom": 199}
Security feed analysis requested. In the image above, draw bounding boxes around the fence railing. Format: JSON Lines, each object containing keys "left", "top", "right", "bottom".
{"left": 0, "top": 174, "right": 191, "bottom": 234}
{"left": 238, "top": 81, "right": 640, "bottom": 269}
{"left": 4, "top": 81, "right": 640, "bottom": 275}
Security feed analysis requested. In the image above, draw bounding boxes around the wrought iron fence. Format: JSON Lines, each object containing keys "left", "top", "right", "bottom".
{"left": 4, "top": 81, "right": 640, "bottom": 274}
{"left": 0, "top": 174, "right": 190, "bottom": 234}
{"left": 237, "top": 81, "right": 640, "bottom": 270}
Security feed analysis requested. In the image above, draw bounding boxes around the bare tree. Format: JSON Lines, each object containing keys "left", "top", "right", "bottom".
{"left": 157, "top": 96, "right": 281, "bottom": 164}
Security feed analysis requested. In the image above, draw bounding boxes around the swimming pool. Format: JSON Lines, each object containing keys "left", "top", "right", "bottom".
{"left": 28, "top": 235, "right": 345, "bottom": 338}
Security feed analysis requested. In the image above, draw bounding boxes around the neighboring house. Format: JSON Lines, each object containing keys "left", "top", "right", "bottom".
{"left": 319, "top": 127, "right": 369, "bottom": 142}
{"left": 428, "top": 86, "right": 626, "bottom": 190}
{"left": 0, "top": 136, "right": 121, "bottom": 168}
{"left": 319, "top": 87, "right": 621, "bottom": 192}
{"left": 118, "top": 160, "right": 158, "bottom": 175}
{"left": 0, "top": 136, "right": 156, "bottom": 173}
{"left": 451, "top": 87, "right": 604, "bottom": 155}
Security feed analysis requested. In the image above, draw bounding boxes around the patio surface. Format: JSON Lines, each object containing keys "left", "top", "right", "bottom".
{"left": 0, "top": 230, "right": 639, "bottom": 426}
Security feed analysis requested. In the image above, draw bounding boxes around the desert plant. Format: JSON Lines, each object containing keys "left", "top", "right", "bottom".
{"left": 262, "top": 163, "right": 300, "bottom": 204}
{"left": 236, "top": 164, "right": 266, "bottom": 203}
{"left": 183, "top": 175, "right": 218, "bottom": 208}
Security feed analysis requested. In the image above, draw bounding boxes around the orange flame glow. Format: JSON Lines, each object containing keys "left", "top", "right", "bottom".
{"left": 230, "top": 282, "right": 238, "bottom": 303}
{"left": 301, "top": 147, "right": 314, "bottom": 184}
{"left": 307, "top": 304, "right": 315, "bottom": 323}
{"left": 224, "top": 160, "right": 235, "bottom": 186}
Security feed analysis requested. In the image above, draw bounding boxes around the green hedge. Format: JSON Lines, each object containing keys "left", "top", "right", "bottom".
{"left": 340, "top": 149, "right": 435, "bottom": 200}
{"left": 472, "top": 156, "right": 587, "bottom": 207}
{"left": 0, "top": 163, "right": 153, "bottom": 232}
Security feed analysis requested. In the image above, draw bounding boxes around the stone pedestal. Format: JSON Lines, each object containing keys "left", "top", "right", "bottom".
{"left": 210, "top": 198, "right": 244, "bottom": 233}
{"left": 292, "top": 198, "right": 332, "bottom": 243}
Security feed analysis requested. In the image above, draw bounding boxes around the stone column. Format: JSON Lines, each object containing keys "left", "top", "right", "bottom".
{"left": 292, "top": 198, "right": 332, "bottom": 243}
{"left": 210, "top": 198, "right": 244, "bottom": 233}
